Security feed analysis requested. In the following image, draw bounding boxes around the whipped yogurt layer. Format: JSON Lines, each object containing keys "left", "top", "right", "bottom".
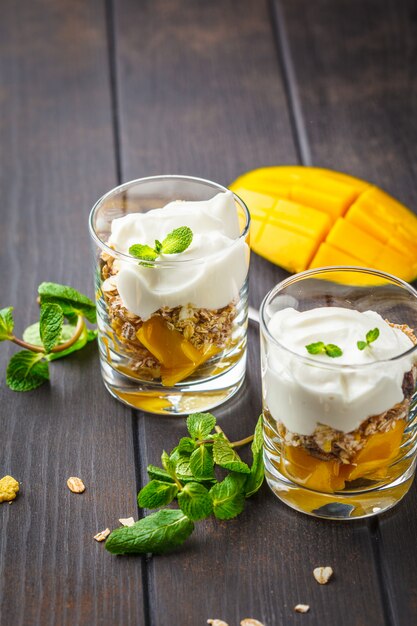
{"left": 263, "top": 307, "right": 416, "bottom": 436}
{"left": 107, "top": 191, "right": 249, "bottom": 319}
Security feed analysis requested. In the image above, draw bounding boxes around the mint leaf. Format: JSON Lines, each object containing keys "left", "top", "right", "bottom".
{"left": 366, "top": 327, "right": 380, "bottom": 344}
{"left": 189, "top": 445, "right": 215, "bottom": 479}
{"left": 0, "top": 307, "right": 14, "bottom": 341}
{"left": 177, "top": 437, "right": 197, "bottom": 454}
{"left": 39, "top": 303, "right": 64, "bottom": 353}
{"left": 137, "top": 480, "right": 178, "bottom": 509}
{"left": 38, "top": 282, "right": 96, "bottom": 323}
{"left": 213, "top": 437, "right": 250, "bottom": 474}
{"left": 177, "top": 482, "right": 213, "bottom": 521}
{"left": 245, "top": 415, "right": 264, "bottom": 497}
{"left": 305, "top": 341, "right": 325, "bottom": 355}
{"left": 105, "top": 509, "right": 194, "bottom": 555}
{"left": 147, "top": 465, "right": 175, "bottom": 483}
{"left": 129, "top": 244, "right": 158, "bottom": 262}
{"left": 161, "top": 226, "right": 193, "bottom": 254}
{"left": 324, "top": 344, "right": 343, "bottom": 358}
{"left": 6, "top": 351, "right": 49, "bottom": 392}
{"left": 357, "top": 340, "right": 367, "bottom": 351}
{"left": 23, "top": 322, "right": 96, "bottom": 361}
{"left": 161, "top": 450, "right": 178, "bottom": 481}
{"left": 175, "top": 455, "right": 194, "bottom": 478}
{"left": 187, "top": 412, "right": 216, "bottom": 439}
{"left": 306, "top": 341, "right": 343, "bottom": 358}
{"left": 210, "top": 473, "right": 246, "bottom": 520}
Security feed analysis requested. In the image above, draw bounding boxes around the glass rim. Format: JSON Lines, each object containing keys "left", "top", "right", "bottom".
{"left": 88, "top": 174, "right": 251, "bottom": 267}
{"left": 259, "top": 265, "right": 417, "bottom": 368}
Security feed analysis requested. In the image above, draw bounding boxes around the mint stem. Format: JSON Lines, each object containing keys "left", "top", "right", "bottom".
{"left": 213, "top": 426, "right": 254, "bottom": 448}
{"left": 10, "top": 315, "right": 85, "bottom": 354}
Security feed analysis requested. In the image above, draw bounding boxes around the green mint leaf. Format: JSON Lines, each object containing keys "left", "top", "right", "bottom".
{"left": 366, "top": 327, "right": 380, "bottom": 344}
{"left": 357, "top": 340, "right": 367, "bottom": 351}
{"left": 305, "top": 341, "right": 325, "bottom": 355}
{"left": 23, "top": 322, "right": 95, "bottom": 361}
{"left": 213, "top": 437, "right": 250, "bottom": 474}
{"left": 189, "top": 445, "right": 215, "bottom": 480}
{"left": 245, "top": 416, "right": 265, "bottom": 497}
{"left": 186, "top": 412, "right": 216, "bottom": 439}
{"left": 6, "top": 351, "right": 49, "bottom": 392}
{"left": 175, "top": 455, "right": 194, "bottom": 478}
{"left": 161, "top": 226, "right": 193, "bottom": 255}
{"left": 39, "top": 303, "right": 64, "bottom": 353}
{"left": 0, "top": 307, "right": 14, "bottom": 341}
{"left": 38, "top": 282, "right": 96, "bottom": 323}
{"left": 129, "top": 244, "right": 158, "bottom": 262}
{"left": 324, "top": 344, "right": 343, "bottom": 358}
{"left": 105, "top": 509, "right": 194, "bottom": 555}
{"left": 177, "top": 437, "right": 197, "bottom": 454}
{"left": 161, "top": 451, "right": 177, "bottom": 480}
{"left": 137, "top": 480, "right": 178, "bottom": 509}
{"left": 154, "top": 240, "right": 163, "bottom": 254}
{"left": 210, "top": 473, "right": 246, "bottom": 520}
{"left": 177, "top": 482, "right": 213, "bottom": 521}
{"left": 147, "top": 465, "right": 175, "bottom": 483}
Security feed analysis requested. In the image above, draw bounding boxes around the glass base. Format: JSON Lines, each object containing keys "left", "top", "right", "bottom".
{"left": 100, "top": 352, "right": 247, "bottom": 415}
{"left": 264, "top": 452, "right": 416, "bottom": 520}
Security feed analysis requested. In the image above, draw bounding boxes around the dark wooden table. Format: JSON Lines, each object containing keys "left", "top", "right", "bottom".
{"left": 1, "top": 1, "right": 417, "bottom": 624}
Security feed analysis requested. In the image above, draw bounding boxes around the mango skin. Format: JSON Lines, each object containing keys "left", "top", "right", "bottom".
{"left": 230, "top": 166, "right": 417, "bottom": 282}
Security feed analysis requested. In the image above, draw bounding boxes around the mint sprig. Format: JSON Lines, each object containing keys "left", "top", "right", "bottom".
{"left": 1, "top": 282, "right": 97, "bottom": 391}
{"left": 305, "top": 341, "right": 343, "bottom": 358}
{"left": 105, "top": 414, "right": 264, "bottom": 555}
{"left": 357, "top": 327, "right": 380, "bottom": 351}
{"left": 129, "top": 226, "right": 193, "bottom": 263}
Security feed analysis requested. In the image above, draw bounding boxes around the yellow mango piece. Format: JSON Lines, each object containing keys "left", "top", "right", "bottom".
{"left": 347, "top": 420, "right": 405, "bottom": 481}
{"left": 283, "top": 446, "right": 348, "bottom": 493}
{"left": 254, "top": 223, "right": 319, "bottom": 273}
{"left": 136, "top": 317, "right": 218, "bottom": 386}
{"left": 326, "top": 218, "right": 384, "bottom": 265}
{"left": 290, "top": 185, "right": 350, "bottom": 219}
{"left": 229, "top": 165, "right": 417, "bottom": 280}
{"left": 270, "top": 199, "right": 331, "bottom": 240}
{"left": 309, "top": 242, "right": 364, "bottom": 268}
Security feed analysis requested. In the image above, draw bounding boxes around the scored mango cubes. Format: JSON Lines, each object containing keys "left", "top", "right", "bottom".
{"left": 229, "top": 166, "right": 417, "bottom": 281}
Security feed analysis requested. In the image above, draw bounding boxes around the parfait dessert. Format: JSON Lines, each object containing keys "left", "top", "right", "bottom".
{"left": 91, "top": 178, "right": 250, "bottom": 414}
{"left": 261, "top": 268, "right": 417, "bottom": 519}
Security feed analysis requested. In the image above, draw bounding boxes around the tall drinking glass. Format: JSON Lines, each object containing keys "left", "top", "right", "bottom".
{"left": 260, "top": 267, "right": 417, "bottom": 519}
{"left": 89, "top": 175, "right": 250, "bottom": 415}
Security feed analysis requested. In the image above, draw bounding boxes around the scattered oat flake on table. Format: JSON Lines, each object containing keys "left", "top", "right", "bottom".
{"left": 94, "top": 528, "right": 111, "bottom": 542}
{"left": 0, "top": 475, "right": 19, "bottom": 503}
{"left": 313, "top": 566, "right": 333, "bottom": 584}
{"left": 207, "top": 620, "right": 229, "bottom": 626}
{"left": 294, "top": 604, "right": 310, "bottom": 613}
{"left": 119, "top": 517, "right": 135, "bottom": 527}
{"left": 241, "top": 619, "right": 265, "bottom": 626}
{"left": 66, "top": 477, "right": 86, "bottom": 493}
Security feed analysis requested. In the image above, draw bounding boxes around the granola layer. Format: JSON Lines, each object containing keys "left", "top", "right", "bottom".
{"left": 100, "top": 252, "right": 237, "bottom": 374}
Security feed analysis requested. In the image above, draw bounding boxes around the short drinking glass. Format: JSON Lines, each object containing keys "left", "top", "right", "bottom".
{"left": 89, "top": 175, "right": 250, "bottom": 415}
{"left": 260, "top": 266, "right": 417, "bottom": 519}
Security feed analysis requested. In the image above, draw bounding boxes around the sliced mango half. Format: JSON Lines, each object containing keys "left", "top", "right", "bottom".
{"left": 230, "top": 166, "right": 417, "bottom": 282}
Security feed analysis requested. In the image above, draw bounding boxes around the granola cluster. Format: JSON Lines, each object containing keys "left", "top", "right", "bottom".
{"left": 100, "top": 251, "right": 237, "bottom": 374}
{"left": 280, "top": 321, "right": 417, "bottom": 464}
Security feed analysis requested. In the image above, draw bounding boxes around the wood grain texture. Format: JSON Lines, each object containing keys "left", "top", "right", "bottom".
{"left": 115, "top": 1, "right": 386, "bottom": 624}
{"left": 0, "top": 2, "right": 145, "bottom": 625}
{"left": 277, "top": 0, "right": 417, "bottom": 623}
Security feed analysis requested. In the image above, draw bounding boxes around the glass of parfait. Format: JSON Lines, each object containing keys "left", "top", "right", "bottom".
{"left": 89, "top": 175, "right": 250, "bottom": 415}
{"left": 260, "top": 266, "right": 417, "bottom": 519}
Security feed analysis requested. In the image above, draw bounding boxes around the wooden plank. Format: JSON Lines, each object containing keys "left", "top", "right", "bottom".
{"left": 114, "top": 1, "right": 386, "bottom": 624}
{"left": 277, "top": 0, "right": 417, "bottom": 623}
{"left": 0, "top": 2, "right": 145, "bottom": 625}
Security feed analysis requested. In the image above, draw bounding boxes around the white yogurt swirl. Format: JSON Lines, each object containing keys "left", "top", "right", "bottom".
{"left": 263, "top": 307, "right": 415, "bottom": 435}
{"left": 108, "top": 191, "right": 249, "bottom": 319}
